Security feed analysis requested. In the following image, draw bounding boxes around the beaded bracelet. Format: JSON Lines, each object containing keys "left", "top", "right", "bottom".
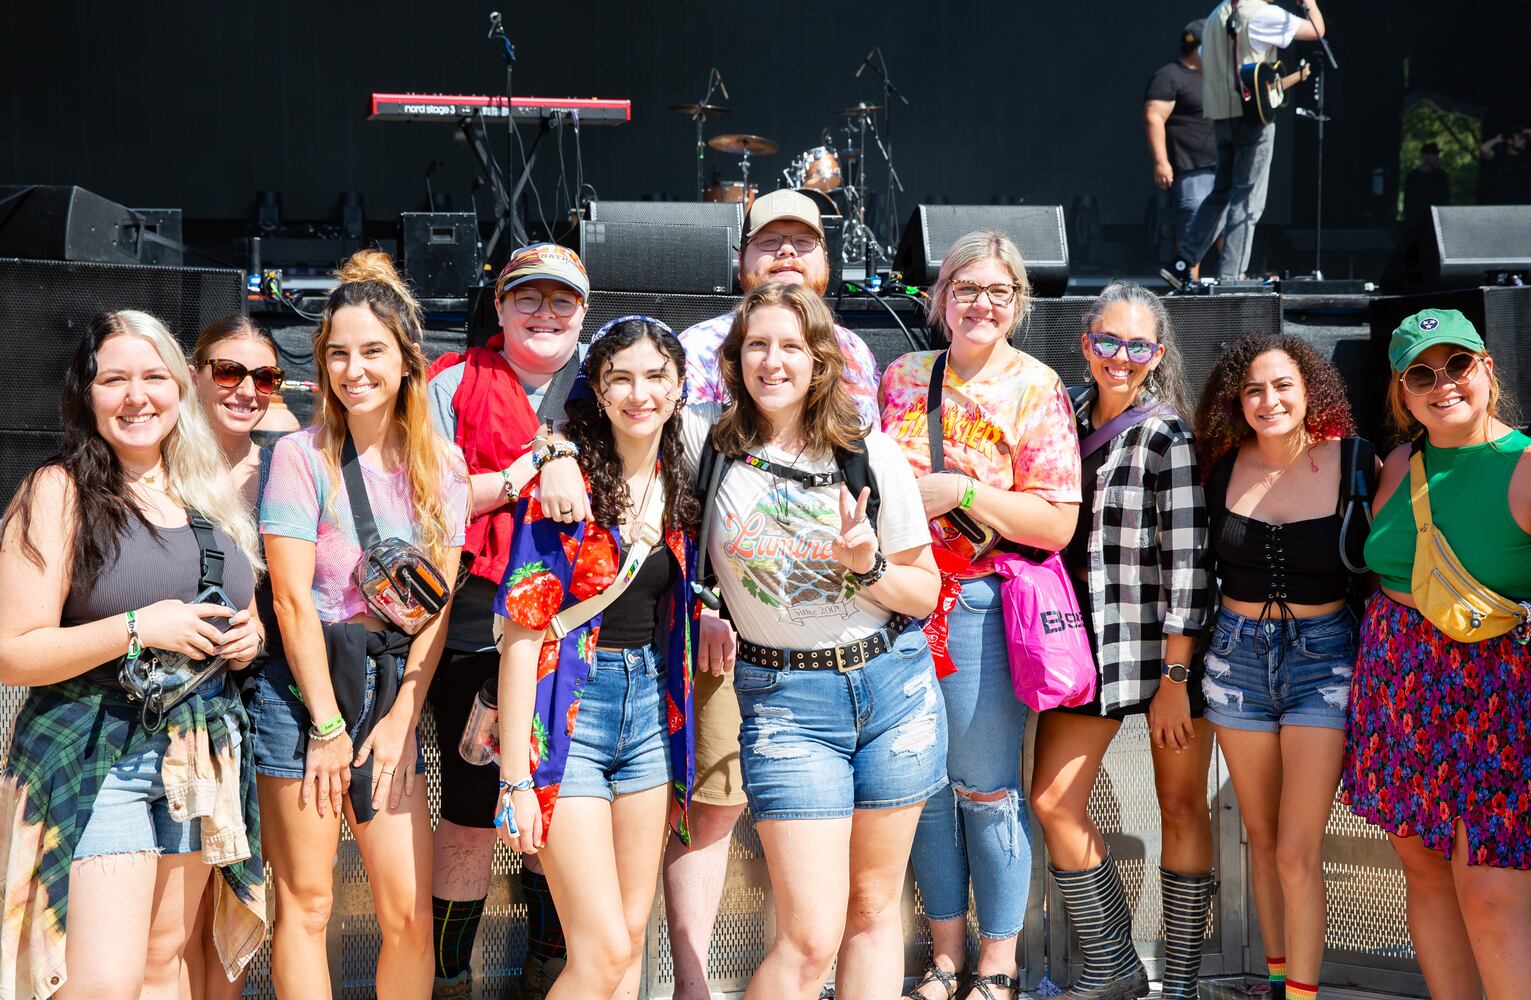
{"left": 531, "top": 440, "right": 579, "bottom": 472}
{"left": 310, "top": 712, "right": 346, "bottom": 741}
{"left": 498, "top": 468, "right": 520, "bottom": 504}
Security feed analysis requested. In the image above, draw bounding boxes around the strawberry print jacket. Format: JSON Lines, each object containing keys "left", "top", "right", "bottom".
{"left": 494, "top": 488, "right": 698, "bottom": 843}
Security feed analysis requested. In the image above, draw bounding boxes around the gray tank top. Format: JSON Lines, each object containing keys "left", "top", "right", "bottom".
{"left": 64, "top": 515, "right": 256, "bottom": 685}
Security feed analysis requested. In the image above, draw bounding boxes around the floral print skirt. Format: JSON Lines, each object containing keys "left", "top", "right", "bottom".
{"left": 1341, "top": 592, "right": 1531, "bottom": 869}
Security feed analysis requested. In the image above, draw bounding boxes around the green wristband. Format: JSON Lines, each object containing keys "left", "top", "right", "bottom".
{"left": 312, "top": 712, "right": 346, "bottom": 738}
{"left": 125, "top": 610, "right": 143, "bottom": 660}
{"left": 959, "top": 477, "right": 978, "bottom": 511}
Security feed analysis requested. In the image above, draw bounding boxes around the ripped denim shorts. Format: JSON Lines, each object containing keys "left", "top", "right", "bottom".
{"left": 1201, "top": 606, "right": 1358, "bottom": 733}
{"left": 733, "top": 622, "right": 949, "bottom": 821}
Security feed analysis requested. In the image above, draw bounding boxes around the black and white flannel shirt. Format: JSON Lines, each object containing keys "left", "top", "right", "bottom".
{"left": 1070, "top": 385, "right": 1211, "bottom": 712}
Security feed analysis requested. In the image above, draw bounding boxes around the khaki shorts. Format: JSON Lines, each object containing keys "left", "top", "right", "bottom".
{"left": 691, "top": 667, "right": 746, "bottom": 806}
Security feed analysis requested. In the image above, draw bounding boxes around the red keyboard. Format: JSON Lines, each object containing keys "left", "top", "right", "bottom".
{"left": 369, "top": 93, "right": 631, "bottom": 125}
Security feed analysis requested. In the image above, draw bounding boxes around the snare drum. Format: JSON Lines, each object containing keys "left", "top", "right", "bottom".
{"left": 703, "top": 181, "right": 758, "bottom": 207}
{"left": 794, "top": 146, "right": 842, "bottom": 192}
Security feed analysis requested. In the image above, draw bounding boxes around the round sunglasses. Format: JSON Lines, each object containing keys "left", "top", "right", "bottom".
{"left": 204, "top": 359, "right": 284, "bottom": 395}
{"left": 1400, "top": 351, "right": 1480, "bottom": 395}
{"left": 1087, "top": 332, "right": 1163, "bottom": 365}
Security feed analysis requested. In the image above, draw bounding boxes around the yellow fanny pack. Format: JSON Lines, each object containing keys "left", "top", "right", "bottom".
{"left": 1408, "top": 450, "right": 1531, "bottom": 643}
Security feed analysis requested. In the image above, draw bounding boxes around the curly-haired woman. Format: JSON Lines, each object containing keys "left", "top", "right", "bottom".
{"left": 1192, "top": 333, "right": 1377, "bottom": 1000}
{"left": 1342, "top": 309, "right": 1531, "bottom": 1000}
{"left": 494, "top": 316, "right": 698, "bottom": 1000}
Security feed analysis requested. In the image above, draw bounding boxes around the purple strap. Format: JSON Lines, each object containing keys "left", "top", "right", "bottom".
{"left": 1078, "top": 402, "right": 1173, "bottom": 460}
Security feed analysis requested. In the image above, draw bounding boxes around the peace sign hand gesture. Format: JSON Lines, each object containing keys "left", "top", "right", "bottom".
{"left": 832, "top": 485, "right": 878, "bottom": 576}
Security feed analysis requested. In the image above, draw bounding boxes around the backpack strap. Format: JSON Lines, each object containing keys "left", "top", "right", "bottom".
{"left": 1337, "top": 436, "right": 1378, "bottom": 575}
{"left": 535, "top": 350, "right": 582, "bottom": 425}
{"left": 691, "top": 435, "right": 733, "bottom": 612}
{"left": 1205, "top": 448, "right": 1237, "bottom": 521}
{"left": 833, "top": 443, "right": 881, "bottom": 528}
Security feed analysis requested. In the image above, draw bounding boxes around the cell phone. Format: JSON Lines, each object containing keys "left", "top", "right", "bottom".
{"left": 194, "top": 585, "right": 238, "bottom": 633}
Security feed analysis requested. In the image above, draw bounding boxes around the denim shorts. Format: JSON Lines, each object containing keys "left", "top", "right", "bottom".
{"left": 561, "top": 644, "right": 672, "bottom": 800}
{"left": 1201, "top": 606, "right": 1358, "bottom": 733}
{"left": 75, "top": 676, "right": 237, "bottom": 859}
{"left": 733, "top": 623, "right": 948, "bottom": 821}
{"left": 246, "top": 652, "right": 424, "bottom": 779}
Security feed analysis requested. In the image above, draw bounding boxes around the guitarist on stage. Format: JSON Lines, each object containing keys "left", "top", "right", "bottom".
{"left": 1163, "top": 0, "right": 1325, "bottom": 288}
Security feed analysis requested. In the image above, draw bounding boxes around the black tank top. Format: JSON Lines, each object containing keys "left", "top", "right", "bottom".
{"left": 596, "top": 546, "right": 678, "bottom": 650}
{"left": 1212, "top": 510, "right": 1349, "bottom": 605}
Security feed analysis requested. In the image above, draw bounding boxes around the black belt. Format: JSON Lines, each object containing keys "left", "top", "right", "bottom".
{"left": 737, "top": 615, "right": 911, "bottom": 672}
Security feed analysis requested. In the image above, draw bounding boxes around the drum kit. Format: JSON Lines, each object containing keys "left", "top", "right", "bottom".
{"left": 673, "top": 83, "right": 898, "bottom": 268}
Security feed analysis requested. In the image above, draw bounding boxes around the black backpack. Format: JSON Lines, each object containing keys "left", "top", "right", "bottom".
{"left": 691, "top": 434, "right": 880, "bottom": 612}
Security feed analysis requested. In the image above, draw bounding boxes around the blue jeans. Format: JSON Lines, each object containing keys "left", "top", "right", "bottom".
{"left": 733, "top": 622, "right": 948, "bottom": 820}
{"left": 910, "top": 576, "right": 1034, "bottom": 939}
{"left": 1172, "top": 168, "right": 1216, "bottom": 247}
{"left": 1180, "top": 118, "right": 1276, "bottom": 280}
{"left": 560, "top": 644, "right": 672, "bottom": 799}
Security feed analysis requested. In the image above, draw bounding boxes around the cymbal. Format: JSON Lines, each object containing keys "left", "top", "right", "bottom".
{"left": 707, "top": 133, "right": 780, "bottom": 156}
{"left": 834, "top": 102, "right": 886, "bottom": 117}
{"left": 671, "top": 103, "right": 732, "bottom": 116}
{"left": 838, "top": 148, "right": 862, "bottom": 159}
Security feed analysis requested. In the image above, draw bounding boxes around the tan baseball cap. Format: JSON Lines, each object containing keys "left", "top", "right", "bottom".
{"left": 495, "top": 243, "right": 590, "bottom": 299}
{"left": 745, "top": 189, "right": 825, "bottom": 241}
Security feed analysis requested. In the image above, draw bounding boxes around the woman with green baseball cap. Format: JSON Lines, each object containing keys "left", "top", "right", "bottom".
{"left": 1341, "top": 307, "right": 1531, "bottom": 1000}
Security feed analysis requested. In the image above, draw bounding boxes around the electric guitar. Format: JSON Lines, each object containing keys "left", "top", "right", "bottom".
{"left": 1239, "top": 58, "right": 1312, "bottom": 125}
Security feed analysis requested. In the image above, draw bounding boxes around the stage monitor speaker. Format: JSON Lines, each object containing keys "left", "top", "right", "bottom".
{"left": 0, "top": 185, "right": 146, "bottom": 265}
{"left": 1384, "top": 205, "right": 1531, "bottom": 291}
{"left": 584, "top": 290, "right": 740, "bottom": 339}
{"left": 399, "top": 212, "right": 481, "bottom": 299}
{"left": 895, "top": 205, "right": 1070, "bottom": 296}
{"left": 0, "top": 257, "right": 246, "bottom": 436}
{"left": 580, "top": 221, "right": 732, "bottom": 295}
{"left": 1369, "top": 285, "right": 1531, "bottom": 440}
{"left": 587, "top": 201, "right": 744, "bottom": 248}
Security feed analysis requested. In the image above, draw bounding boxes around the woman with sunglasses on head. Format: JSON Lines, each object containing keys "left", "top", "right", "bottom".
{"left": 880, "top": 231, "right": 1081, "bottom": 1000}
{"left": 183, "top": 315, "right": 285, "bottom": 1000}
{"left": 1193, "top": 333, "right": 1377, "bottom": 1000}
{"left": 1341, "top": 310, "right": 1531, "bottom": 1000}
{"left": 0, "top": 310, "right": 266, "bottom": 1000}
{"left": 251, "top": 250, "right": 467, "bottom": 999}
{"left": 493, "top": 316, "right": 697, "bottom": 1000}
{"left": 1028, "top": 282, "right": 1213, "bottom": 1000}
{"left": 683, "top": 280, "right": 942, "bottom": 1000}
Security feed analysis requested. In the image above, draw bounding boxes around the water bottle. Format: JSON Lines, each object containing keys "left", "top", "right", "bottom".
{"left": 458, "top": 678, "right": 500, "bottom": 766}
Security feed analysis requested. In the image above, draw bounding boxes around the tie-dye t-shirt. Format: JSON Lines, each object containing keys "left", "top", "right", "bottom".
{"left": 260, "top": 426, "right": 469, "bottom": 623}
{"left": 678, "top": 312, "right": 882, "bottom": 428}
{"left": 880, "top": 349, "right": 1082, "bottom": 577}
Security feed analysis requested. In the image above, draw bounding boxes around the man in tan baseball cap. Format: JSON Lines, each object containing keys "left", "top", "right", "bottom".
{"left": 665, "top": 188, "right": 881, "bottom": 1000}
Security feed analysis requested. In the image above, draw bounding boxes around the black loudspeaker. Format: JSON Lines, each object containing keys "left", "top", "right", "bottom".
{"left": 0, "top": 185, "right": 142, "bottom": 265}
{"left": 399, "top": 212, "right": 481, "bottom": 299}
{"left": 0, "top": 258, "right": 245, "bottom": 503}
{"left": 579, "top": 221, "right": 732, "bottom": 295}
{"left": 1385, "top": 205, "right": 1531, "bottom": 291}
{"left": 895, "top": 205, "right": 1070, "bottom": 296}
{"left": 1370, "top": 285, "right": 1531, "bottom": 439}
{"left": 584, "top": 290, "right": 740, "bottom": 338}
{"left": 589, "top": 200, "right": 744, "bottom": 292}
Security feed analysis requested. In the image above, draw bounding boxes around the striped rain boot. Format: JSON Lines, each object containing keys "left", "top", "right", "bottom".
{"left": 1052, "top": 850, "right": 1149, "bottom": 1000}
{"left": 1159, "top": 868, "right": 1216, "bottom": 1000}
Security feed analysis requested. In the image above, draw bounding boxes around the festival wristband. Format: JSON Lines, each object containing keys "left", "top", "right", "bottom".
{"left": 499, "top": 467, "right": 520, "bottom": 503}
{"left": 959, "top": 477, "right": 978, "bottom": 511}
{"left": 494, "top": 777, "right": 536, "bottom": 835}
{"left": 125, "top": 610, "right": 143, "bottom": 660}
{"left": 311, "top": 712, "right": 346, "bottom": 738}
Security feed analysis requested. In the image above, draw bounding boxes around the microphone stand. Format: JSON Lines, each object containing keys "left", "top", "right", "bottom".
{"left": 1296, "top": 4, "right": 1337, "bottom": 279}
{"left": 488, "top": 15, "right": 527, "bottom": 255}
{"left": 691, "top": 69, "right": 726, "bottom": 202}
{"left": 860, "top": 47, "right": 909, "bottom": 256}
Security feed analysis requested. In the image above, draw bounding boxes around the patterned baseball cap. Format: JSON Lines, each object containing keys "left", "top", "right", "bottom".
{"left": 494, "top": 243, "right": 590, "bottom": 299}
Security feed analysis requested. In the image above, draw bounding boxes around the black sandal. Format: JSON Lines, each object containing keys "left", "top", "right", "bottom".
{"left": 904, "top": 965, "right": 962, "bottom": 1000}
{"left": 959, "top": 972, "right": 1020, "bottom": 1000}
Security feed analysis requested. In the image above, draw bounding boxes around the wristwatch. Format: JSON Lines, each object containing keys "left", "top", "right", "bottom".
{"left": 1163, "top": 662, "right": 1190, "bottom": 684}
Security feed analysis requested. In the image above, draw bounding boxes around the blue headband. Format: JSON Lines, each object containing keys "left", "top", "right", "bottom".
{"left": 566, "top": 315, "right": 683, "bottom": 404}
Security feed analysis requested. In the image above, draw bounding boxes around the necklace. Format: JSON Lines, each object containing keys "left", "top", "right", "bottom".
{"left": 619, "top": 462, "right": 661, "bottom": 544}
{"left": 759, "top": 439, "right": 810, "bottom": 530}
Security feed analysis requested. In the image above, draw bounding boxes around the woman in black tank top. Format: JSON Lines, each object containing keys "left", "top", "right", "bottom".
{"left": 0, "top": 311, "right": 266, "bottom": 1000}
{"left": 1193, "top": 333, "right": 1378, "bottom": 1000}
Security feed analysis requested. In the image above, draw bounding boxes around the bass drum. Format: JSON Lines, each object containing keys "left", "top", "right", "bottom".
{"left": 794, "top": 187, "right": 840, "bottom": 218}
{"left": 703, "top": 181, "right": 758, "bottom": 209}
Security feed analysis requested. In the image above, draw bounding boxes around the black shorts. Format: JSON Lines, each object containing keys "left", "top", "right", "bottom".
{"left": 425, "top": 647, "right": 501, "bottom": 828}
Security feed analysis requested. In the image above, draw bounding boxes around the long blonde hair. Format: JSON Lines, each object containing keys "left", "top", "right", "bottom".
{"left": 312, "top": 250, "right": 459, "bottom": 566}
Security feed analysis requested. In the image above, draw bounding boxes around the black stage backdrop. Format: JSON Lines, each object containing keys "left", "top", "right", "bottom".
{"left": 3, "top": 2, "right": 1527, "bottom": 233}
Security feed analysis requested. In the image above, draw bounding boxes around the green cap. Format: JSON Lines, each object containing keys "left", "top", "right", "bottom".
{"left": 1387, "top": 308, "right": 1486, "bottom": 372}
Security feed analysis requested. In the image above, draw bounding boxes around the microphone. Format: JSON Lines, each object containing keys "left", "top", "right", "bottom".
{"left": 713, "top": 68, "right": 730, "bottom": 100}
{"left": 487, "top": 11, "right": 503, "bottom": 38}
{"left": 855, "top": 47, "right": 875, "bottom": 79}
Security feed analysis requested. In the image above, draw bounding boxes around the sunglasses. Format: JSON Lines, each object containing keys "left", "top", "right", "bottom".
{"left": 1087, "top": 332, "right": 1163, "bottom": 365}
{"left": 1401, "top": 351, "right": 1480, "bottom": 395}
{"left": 204, "top": 359, "right": 284, "bottom": 394}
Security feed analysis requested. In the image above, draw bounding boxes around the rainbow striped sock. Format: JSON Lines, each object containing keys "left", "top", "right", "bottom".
{"left": 1267, "top": 955, "right": 1288, "bottom": 985}
{"left": 1285, "top": 979, "right": 1318, "bottom": 999}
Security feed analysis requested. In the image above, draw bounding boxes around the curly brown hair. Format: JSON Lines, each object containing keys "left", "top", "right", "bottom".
{"left": 1193, "top": 332, "right": 1356, "bottom": 473}
{"left": 562, "top": 319, "right": 700, "bottom": 534}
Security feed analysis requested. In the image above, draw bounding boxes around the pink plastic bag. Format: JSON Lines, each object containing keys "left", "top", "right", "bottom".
{"left": 993, "top": 551, "right": 1096, "bottom": 711}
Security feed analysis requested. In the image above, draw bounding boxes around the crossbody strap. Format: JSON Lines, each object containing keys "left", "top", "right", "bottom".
{"left": 186, "top": 510, "right": 225, "bottom": 590}
{"left": 927, "top": 352, "right": 949, "bottom": 472}
{"left": 1077, "top": 402, "right": 1173, "bottom": 460}
{"left": 340, "top": 431, "right": 383, "bottom": 550}
{"left": 535, "top": 349, "right": 583, "bottom": 425}
{"left": 1407, "top": 450, "right": 1434, "bottom": 537}
{"left": 547, "top": 481, "right": 668, "bottom": 640}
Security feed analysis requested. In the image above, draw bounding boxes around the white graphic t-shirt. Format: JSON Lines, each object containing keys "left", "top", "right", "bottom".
{"left": 683, "top": 404, "right": 931, "bottom": 649}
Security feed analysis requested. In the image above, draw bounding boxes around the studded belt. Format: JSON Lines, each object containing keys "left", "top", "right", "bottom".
{"left": 736, "top": 615, "right": 911, "bottom": 672}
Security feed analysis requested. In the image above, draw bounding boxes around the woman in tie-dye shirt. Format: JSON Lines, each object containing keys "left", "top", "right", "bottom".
{"left": 880, "top": 230, "right": 1080, "bottom": 1000}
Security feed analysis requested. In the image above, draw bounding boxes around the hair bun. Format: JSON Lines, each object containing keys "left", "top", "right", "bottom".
{"left": 335, "top": 249, "right": 421, "bottom": 316}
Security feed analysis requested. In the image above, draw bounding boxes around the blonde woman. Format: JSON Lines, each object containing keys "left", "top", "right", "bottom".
{"left": 250, "top": 250, "right": 467, "bottom": 998}
{"left": 0, "top": 310, "right": 266, "bottom": 1000}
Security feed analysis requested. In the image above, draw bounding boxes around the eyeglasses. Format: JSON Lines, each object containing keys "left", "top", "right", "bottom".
{"left": 1401, "top": 351, "right": 1480, "bottom": 395}
{"left": 748, "top": 233, "right": 823, "bottom": 254}
{"left": 204, "top": 359, "right": 284, "bottom": 394}
{"left": 509, "top": 288, "right": 583, "bottom": 317}
{"left": 949, "top": 282, "right": 1019, "bottom": 306}
{"left": 1087, "top": 332, "right": 1164, "bottom": 365}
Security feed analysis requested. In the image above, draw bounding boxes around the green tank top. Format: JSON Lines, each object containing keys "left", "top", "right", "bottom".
{"left": 1365, "top": 429, "right": 1531, "bottom": 600}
